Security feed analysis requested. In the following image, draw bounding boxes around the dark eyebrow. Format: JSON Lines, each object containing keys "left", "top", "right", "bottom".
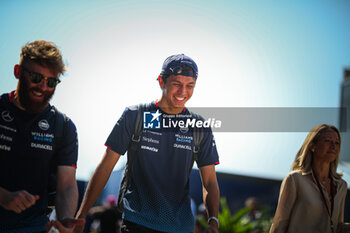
{"left": 170, "top": 80, "right": 196, "bottom": 85}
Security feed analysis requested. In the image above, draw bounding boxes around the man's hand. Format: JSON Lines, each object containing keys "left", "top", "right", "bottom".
{"left": 0, "top": 190, "right": 39, "bottom": 213}
{"left": 46, "top": 218, "right": 85, "bottom": 233}
{"left": 206, "top": 226, "right": 219, "bottom": 233}
{"left": 199, "top": 165, "right": 220, "bottom": 233}
{"left": 206, "top": 220, "right": 219, "bottom": 233}
{"left": 72, "top": 220, "right": 85, "bottom": 233}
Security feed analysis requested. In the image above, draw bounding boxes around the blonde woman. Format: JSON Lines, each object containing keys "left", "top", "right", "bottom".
{"left": 270, "top": 124, "right": 350, "bottom": 233}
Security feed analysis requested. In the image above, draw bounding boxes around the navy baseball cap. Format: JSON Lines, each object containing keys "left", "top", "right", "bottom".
{"left": 160, "top": 54, "right": 198, "bottom": 78}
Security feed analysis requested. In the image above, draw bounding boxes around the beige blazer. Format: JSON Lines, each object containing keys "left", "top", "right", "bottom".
{"left": 270, "top": 170, "right": 348, "bottom": 233}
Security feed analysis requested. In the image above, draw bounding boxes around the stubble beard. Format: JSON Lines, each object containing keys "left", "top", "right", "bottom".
{"left": 17, "top": 76, "right": 54, "bottom": 114}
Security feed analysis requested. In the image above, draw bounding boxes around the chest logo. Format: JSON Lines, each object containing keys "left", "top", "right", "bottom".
{"left": 38, "top": 119, "right": 50, "bottom": 131}
{"left": 180, "top": 126, "right": 189, "bottom": 134}
{"left": 1, "top": 111, "right": 14, "bottom": 122}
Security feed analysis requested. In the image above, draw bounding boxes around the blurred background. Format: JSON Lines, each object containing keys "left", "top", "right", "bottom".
{"left": 1, "top": 0, "right": 350, "bottom": 230}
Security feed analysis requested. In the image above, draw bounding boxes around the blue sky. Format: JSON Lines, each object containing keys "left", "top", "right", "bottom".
{"left": 1, "top": 0, "right": 350, "bottom": 181}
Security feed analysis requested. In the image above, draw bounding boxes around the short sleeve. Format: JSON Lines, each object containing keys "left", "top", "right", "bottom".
{"left": 196, "top": 127, "right": 219, "bottom": 167}
{"left": 105, "top": 106, "right": 138, "bottom": 155}
{"left": 56, "top": 117, "right": 78, "bottom": 167}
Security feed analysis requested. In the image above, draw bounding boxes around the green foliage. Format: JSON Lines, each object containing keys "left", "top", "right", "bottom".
{"left": 217, "top": 197, "right": 273, "bottom": 233}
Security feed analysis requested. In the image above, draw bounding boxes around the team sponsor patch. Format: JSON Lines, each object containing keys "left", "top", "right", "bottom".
{"left": 142, "top": 136, "right": 160, "bottom": 144}
{"left": 0, "top": 124, "right": 16, "bottom": 132}
{"left": 143, "top": 130, "right": 162, "bottom": 136}
{"left": 0, "top": 144, "right": 11, "bottom": 151}
{"left": 38, "top": 119, "right": 50, "bottom": 131}
{"left": 0, "top": 134, "right": 12, "bottom": 142}
{"left": 31, "top": 142, "right": 53, "bottom": 151}
{"left": 140, "top": 145, "right": 159, "bottom": 152}
{"left": 173, "top": 143, "right": 192, "bottom": 151}
{"left": 180, "top": 127, "right": 189, "bottom": 133}
{"left": 1, "top": 111, "right": 14, "bottom": 122}
{"left": 176, "top": 137, "right": 191, "bottom": 143}
{"left": 32, "top": 132, "right": 54, "bottom": 142}
{"left": 175, "top": 134, "right": 192, "bottom": 144}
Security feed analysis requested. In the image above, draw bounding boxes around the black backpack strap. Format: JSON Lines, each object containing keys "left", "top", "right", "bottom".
{"left": 48, "top": 106, "right": 68, "bottom": 206}
{"left": 129, "top": 103, "right": 144, "bottom": 150}
{"left": 53, "top": 106, "right": 67, "bottom": 151}
{"left": 48, "top": 106, "right": 67, "bottom": 205}
{"left": 188, "top": 110, "right": 204, "bottom": 172}
{"left": 128, "top": 102, "right": 152, "bottom": 163}
{"left": 117, "top": 103, "right": 150, "bottom": 213}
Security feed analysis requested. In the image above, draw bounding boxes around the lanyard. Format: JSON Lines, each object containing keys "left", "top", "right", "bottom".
{"left": 313, "top": 171, "right": 335, "bottom": 233}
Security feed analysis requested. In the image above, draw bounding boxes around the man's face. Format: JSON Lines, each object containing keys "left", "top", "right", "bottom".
{"left": 16, "top": 61, "right": 58, "bottom": 113}
{"left": 159, "top": 75, "right": 196, "bottom": 113}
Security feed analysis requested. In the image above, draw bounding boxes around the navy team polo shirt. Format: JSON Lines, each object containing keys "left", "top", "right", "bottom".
{"left": 0, "top": 93, "right": 78, "bottom": 232}
{"left": 105, "top": 102, "right": 219, "bottom": 233}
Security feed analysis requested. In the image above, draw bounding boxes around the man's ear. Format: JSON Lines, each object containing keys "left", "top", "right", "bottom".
{"left": 14, "top": 64, "right": 20, "bottom": 79}
{"left": 158, "top": 75, "right": 165, "bottom": 88}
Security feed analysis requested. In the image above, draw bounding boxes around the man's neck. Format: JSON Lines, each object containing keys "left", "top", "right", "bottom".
{"left": 12, "top": 91, "right": 26, "bottom": 111}
{"left": 11, "top": 90, "right": 48, "bottom": 114}
{"left": 157, "top": 99, "right": 184, "bottom": 115}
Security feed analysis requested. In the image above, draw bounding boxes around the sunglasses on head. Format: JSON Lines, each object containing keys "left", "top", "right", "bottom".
{"left": 21, "top": 66, "right": 61, "bottom": 88}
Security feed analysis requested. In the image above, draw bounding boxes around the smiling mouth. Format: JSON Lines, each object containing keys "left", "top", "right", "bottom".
{"left": 175, "top": 96, "right": 185, "bottom": 101}
{"left": 32, "top": 90, "right": 43, "bottom": 97}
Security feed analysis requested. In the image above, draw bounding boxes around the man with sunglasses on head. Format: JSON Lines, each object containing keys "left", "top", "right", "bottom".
{"left": 0, "top": 40, "right": 84, "bottom": 233}
{"left": 75, "top": 54, "right": 220, "bottom": 233}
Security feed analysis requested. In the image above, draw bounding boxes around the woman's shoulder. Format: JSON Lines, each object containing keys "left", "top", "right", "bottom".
{"left": 335, "top": 177, "right": 348, "bottom": 188}
{"left": 283, "top": 170, "right": 311, "bottom": 182}
{"left": 286, "top": 170, "right": 307, "bottom": 177}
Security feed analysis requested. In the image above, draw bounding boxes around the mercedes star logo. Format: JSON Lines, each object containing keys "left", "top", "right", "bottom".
{"left": 1, "top": 111, "right": 14, "bottom": 122}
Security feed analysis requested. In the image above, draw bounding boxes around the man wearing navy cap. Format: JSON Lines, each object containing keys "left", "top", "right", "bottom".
{"left": 75, "top": 54, "right": 220, "bottom": 233}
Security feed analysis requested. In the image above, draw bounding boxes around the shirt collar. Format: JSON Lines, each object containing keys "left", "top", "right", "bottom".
{"left": 301, "top": 169, "right": 341, "bottom": 185}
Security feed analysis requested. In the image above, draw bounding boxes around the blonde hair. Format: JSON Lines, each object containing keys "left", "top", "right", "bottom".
{"left": 19, "top": 40, "right": 66, "bottom": 76}
{"left": 291, "top": 124, "right": 342, "bottom": 179}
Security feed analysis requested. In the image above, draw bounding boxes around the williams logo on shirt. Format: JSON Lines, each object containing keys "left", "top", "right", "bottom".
{"left": 144, "top": 110, "right": 161, "bottom": 129}
{"left": 38, "top": 119, "right": 50, "bottom": 131}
